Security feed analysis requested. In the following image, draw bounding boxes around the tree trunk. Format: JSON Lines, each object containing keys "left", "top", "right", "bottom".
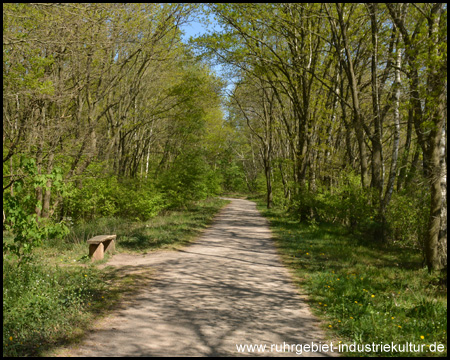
{"left": 397, "top": 108, "right": 413, "bottom": 192}
{"left": 263, "top": 155, "right": 273, "bottom": 209}
{"left": 368, "top": 3, "right": 384, "bottom": 196}
{"left": 423, "top": 4, "right": 446, "bottom": 272}
{"left": 336, "top": 4, "right": 369, "bottom": 188}
{"left": 426, "top": 119, "right": 446, "bottom": 271}
{"left": 42, "top": 152, "right": 55, "bottom": 218}
{"left": 383, "top": 34, "right": 402, "bottom": 210}
{"left": 437, "top": 118, "right": 447, "bottom": 270}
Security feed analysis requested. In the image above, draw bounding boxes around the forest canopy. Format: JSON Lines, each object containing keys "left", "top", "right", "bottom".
{"left": 193, "top": 3, "right": 447, "bottom": 272}
{"left": 3, "top": 3, "right": 447, "bottom": 272}
{"left": 3, "top": 3, "right": 227, "bottom": 256}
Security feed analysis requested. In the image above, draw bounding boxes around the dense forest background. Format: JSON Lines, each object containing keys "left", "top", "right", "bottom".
{"left": 3, "top": 3, "right": 447, "bottom": 272}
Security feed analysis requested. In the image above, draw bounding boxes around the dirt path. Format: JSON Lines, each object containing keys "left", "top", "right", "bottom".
{"left": 58, "top": 198, "right": 337, "bottom": 357}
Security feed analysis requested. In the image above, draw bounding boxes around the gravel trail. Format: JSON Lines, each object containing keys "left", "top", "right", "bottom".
{"left": 60, "top": 198, "right": 336, "bottom": 357}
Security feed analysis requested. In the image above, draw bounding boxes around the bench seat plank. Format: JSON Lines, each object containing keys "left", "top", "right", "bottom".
{"left": 87, "top": 235, "right": 117, "bottom": 244}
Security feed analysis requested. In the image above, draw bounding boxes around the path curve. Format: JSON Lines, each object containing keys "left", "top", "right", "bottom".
{"left": 62, "top": 198, "right": 336, "bottom": 357}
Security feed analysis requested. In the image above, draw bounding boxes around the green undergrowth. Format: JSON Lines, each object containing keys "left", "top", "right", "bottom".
{"left": 3, "top": 197, "right": 229, "bottom": 357}
{"left": 255, "top": 200, "right": 447, "bottom": 357}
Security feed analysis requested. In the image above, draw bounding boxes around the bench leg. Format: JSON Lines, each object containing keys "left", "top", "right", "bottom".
{"left": 103, "top": 239, "right": 115, "bottom": 254}
{"left": 89, "top": 243, "right": 104, "bottom": 261}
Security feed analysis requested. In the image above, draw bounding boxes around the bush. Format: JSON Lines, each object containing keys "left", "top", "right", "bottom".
{"left": 337, "top": 176, "right": 378, "bottom": 236}
{"left": 115, "top": 179, "right": 167, "bottom": 220}
{"left": 290, "top": 172, "right": 379, "bottom": 236}
{"left": 64, "top": 175, "right": 119, "bottom": 220}
{"left": 288, "top": 171, "right": 430, "bottom": 248}
{"left": 65, "top": 176, "right": 167, "bottom": 222}
{"left": 385, "top": 185, "right": 429, "bottom": 250}
{"left": 219, "top": 159, "right": 247, "bottom": 193}
{"left": 158, "top": 150, "right": 221, "bottom": 208}
{"left": 3, "top": 156, "right": 69, "bottom": 260}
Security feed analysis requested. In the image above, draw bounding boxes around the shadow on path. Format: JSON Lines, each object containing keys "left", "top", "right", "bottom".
{"left": 65, "top": 199, "right": 336, "bottom": 357}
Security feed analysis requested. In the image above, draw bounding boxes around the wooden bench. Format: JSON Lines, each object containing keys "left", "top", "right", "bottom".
{"left": 87, "top": 235, "right": 116, "bottom": 261}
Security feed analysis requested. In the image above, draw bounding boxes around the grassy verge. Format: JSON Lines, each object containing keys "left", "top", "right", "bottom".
{"left": 3, "top": 197, "right": 229, "bottom": 357}
{"left": 254, "top": 199, "right": 447, "bottom": 357}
